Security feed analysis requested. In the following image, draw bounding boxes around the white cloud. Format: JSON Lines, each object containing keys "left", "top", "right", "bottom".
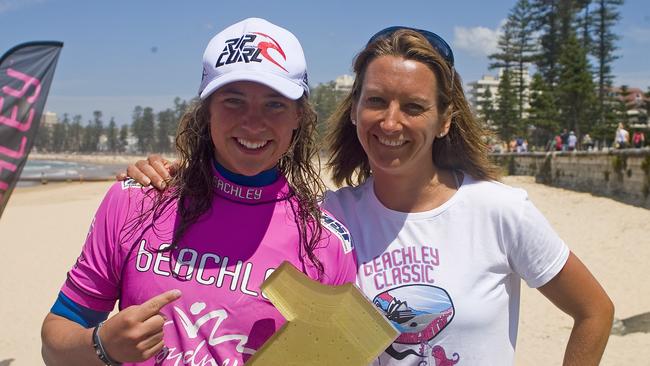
{"left": 453, "top": 24, "right": 502, "bottom": 57}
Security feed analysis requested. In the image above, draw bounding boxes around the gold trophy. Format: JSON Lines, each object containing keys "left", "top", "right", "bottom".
{"left": 246, "top": 262, "right": 398, "bottom": 365}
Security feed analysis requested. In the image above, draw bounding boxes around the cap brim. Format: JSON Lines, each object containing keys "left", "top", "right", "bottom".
{"left": 200, "top": 70, "right": 304, "bottom": 100}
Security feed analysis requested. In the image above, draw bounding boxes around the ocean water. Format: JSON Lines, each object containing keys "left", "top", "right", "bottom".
{"left": 18, "top": 160, "right": 125, "bottom": 186}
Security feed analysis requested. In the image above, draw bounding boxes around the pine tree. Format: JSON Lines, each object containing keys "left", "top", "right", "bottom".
{"left": 156, "top": 109, "right": 175, "bottom": 153}
{"left": 504, "top": 0, "right": 537, "bottom": 121}
{"left": 558, "top": 1, "right": 583, "bottom": 42}
{"left": 489, "top": 22, "right": 515, "bottom": 139}
{"left": 141, "top": 107, "right": 156, "bottom": 153}
{"left": 531, "top": 0, "right": 562, "bottom": 86}
{"left": 477, "top": 87, "right": 496, "bottom": 126}
{"left": 495, "top": 70, "right": 520, "bottom": 142}
{"left": 52, "top": 113, "right": 68, "bottom": 152}
{"left": 575, "top": 0, "right": 594, "bottom": 48}
{"left": 173, "top": 97, "right": 189, "bottom": 124}
{"left": 528, "top": 73, "right": 560, "bottom": 147}
{"left": 131, "top": 106, "right": 145, "bottom": 153}
{"left": 557, "top": 33, "right": 597, "bottom": 138}
{"left": 311, "top": 81, "right": 343, "bottom": 137}
{"left": 532, "top": 0, "right": 583, "bottom": 81}
{"left": 90, "top": 110, "right": 104, "bottom": 152}
{"left": 592, "top": 0, "right": 624, "bottom": 126}
{"left": 118, "top": 124, "right": 129, "bottom": 153}
{"left": 489, "top": 22, "right": 522, "bottom": 142}
{"left": 616, "top": 85, "right": 631, "bottom": 125}
{"left": 69, "top": 115, "right": 83, "bottom": 152}
{"left": 81, "top": 121, "right": 95, "bottom": 152}
{"left": 489, "top": 19, "right": 516, "bottom": 72}
{"left": 106, "top": 118, "right": 118, "bottom": 153}
{"left": 35, "top": 123, "right": 52, "bottom": 152}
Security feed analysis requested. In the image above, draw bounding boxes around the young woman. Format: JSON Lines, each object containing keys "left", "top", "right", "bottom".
{"left": 41, "top": 18, "right": 356, "bottom": 366}
{"left": 125, "top": 27, "right": 614, "bottom": 366}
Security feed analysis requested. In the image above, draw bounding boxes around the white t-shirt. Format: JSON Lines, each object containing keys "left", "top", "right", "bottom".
{"left": 568, "top": 134, "right": 577, "bottom": 148}
{"left": 616, "top": 128, "right": 629, "bottom": 144}
{"left": 323, "top": 174, "right": 569, "bottom": 366}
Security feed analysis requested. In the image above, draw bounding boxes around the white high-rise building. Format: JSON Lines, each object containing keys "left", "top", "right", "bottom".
{"left": 467, "top": 75, "right": 499, "bottom": 113}
{"left": 40, "top": 111, "right": 58, "bottom": 127}
{"left": 467, "top": 68, "right": 531, "bottom": 121}
{"left": 334, "top": 74, "right": 354, "bottom": 93}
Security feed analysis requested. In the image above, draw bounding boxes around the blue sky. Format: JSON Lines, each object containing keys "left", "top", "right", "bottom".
{"left": 1, "top": 0, "right": 648, "bottom": 125}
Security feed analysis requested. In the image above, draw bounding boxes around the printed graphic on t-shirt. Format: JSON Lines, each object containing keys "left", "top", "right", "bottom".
{"left": 374, "top": 285, "right": 454, "bottom": 344}
{"left": 121, "top": 178, "right": 143, "bottom": 189}
{"left": 364, "top": 245, "right": 461, "bottom": 365}
{"left": 135, "top": 240, "right": 275, "bottom": 300}
{"left": 135, "top": 240, "right": 278, "bottom": 365}
{"left": 321, "top": 212, "right": 353, "bottom": 254}
{"left": 158, "top": 301, "right": 257, "bottom": 365}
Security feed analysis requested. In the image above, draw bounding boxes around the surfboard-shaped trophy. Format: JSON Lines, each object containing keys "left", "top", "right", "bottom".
{"left": 246, "top": 261, "right": 398, "bottom": 365}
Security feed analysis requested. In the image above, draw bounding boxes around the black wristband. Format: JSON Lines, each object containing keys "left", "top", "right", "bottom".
{"left": 92, "top": 322, "right": 122, "bottom": 366}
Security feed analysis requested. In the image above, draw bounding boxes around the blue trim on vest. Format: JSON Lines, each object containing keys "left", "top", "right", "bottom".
{"left": 213, "top": 159, "right": 279, "bottom": 187}
{"left": 50, "top": 292, "right": 109, "bottom": 328}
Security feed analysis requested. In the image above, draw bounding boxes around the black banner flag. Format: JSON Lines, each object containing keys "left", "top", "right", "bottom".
{"left": 0, "top": 41, "right": 63, "bottom": 219}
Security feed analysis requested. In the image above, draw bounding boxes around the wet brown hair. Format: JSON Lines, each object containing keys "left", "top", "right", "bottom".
{"left": 150, "top": 94, "right": 326, "bottom": 277}
{"left": 325, "top": 29, "right": 500, "bottom": 186}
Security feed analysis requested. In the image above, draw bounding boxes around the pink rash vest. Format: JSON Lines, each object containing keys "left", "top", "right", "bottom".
{"left": 60, "top": 166, "right": 357, "bottom": 366}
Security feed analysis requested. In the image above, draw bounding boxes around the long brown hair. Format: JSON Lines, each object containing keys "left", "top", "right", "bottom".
{"left": 156, "top": 94, "right": 326, "bottom": 276}
{"left": 326, "top": 29, "right": 500, "bottom": 187}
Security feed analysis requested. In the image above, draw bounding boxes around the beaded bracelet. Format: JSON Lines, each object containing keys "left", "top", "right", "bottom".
{"left": 92, "top": 322, "right": 122, "bottom": 366}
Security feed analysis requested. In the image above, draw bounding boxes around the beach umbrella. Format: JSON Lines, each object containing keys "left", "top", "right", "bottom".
{"left": 0, "top": 41, "right": 63, "bottom": 219}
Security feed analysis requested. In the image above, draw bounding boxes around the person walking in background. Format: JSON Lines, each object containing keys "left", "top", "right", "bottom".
{"left": 632, "top": 130, "right": 645, "bottom": 148}
{"left": 515, "top": 136, "right": 525, "bottom": 153}
{"left": 568, "top": 131, "right": 577, "bottom": 151}
{"left": 561, "top": 128, "right": 569, "bottom": 151}
{"left": 615, "top": 122, "right": 630, "bottom": 149}
{"left": 555, "top": 134, "right": 563, "bottom": 151}
{"left": 123, "top": 26, "right": 614, "bottom": 366}
{"left": 582, "top": 133, "right": 594, "bottom": 151}
{"left": 41, "top": 18, "right": 356, "bottom": 366}
{"left": 509, "top": 138, "right": 517, "bottom": 152}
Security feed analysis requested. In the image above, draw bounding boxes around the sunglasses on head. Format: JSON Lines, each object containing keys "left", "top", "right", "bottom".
{"left": 367, "top": 26, "right": 455, "bottom": 67}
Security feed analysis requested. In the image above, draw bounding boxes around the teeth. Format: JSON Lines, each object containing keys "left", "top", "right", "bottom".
{"left": 377, "top": 136, "right": 406, "bottom": 147}
{"left": 237, "top": 138, "right": 268, "bottom": 149}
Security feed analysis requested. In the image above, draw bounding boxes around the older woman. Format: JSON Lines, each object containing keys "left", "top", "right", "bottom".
{"left": 323, "top": 27, "right": 613, "bottom": 366}
{"left": 124, "top": 27, "right": 613, "bottom": 366}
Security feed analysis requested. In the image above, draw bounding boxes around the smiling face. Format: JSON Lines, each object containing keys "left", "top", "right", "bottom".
{"left": 208, "top": 81, "right": 300, "bottom": 176}
{"left": 351, "top": 55, "right": 451, "bottom": 177}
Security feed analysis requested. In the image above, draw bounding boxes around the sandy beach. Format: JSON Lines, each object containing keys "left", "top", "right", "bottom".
{"left": 0, "top": 166, "right": 648, "bottom": 365}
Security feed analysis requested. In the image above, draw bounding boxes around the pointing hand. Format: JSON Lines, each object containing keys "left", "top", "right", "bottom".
{"left": 99, "top": 289, "right": 181, "bottom": 363}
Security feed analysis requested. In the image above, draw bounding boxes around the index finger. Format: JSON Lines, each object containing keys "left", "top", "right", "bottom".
{"left": 138, "top": 289, "right": 182, "bottom": 319}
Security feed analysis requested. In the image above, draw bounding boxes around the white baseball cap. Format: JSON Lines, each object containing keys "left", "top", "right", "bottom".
{"left": 199, "top": 17, "right": 309, "bottom": 100}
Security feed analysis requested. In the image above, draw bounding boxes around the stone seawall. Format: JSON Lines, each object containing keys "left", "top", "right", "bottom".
{"left": 492, "top": 150, "right": 650, "bottom": 209}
